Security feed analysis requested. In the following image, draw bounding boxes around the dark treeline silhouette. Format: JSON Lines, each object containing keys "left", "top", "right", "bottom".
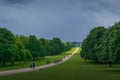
{"left": 72, "top": 42, "right": 82, "bottom": 47}
{"left": 81, "top": 22, "right": 120, "bottom": 67}
{"left": 0, "top": 28, "right": 74, "bottom": 66}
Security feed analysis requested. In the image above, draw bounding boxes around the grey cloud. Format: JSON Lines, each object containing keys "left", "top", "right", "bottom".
{"left": 0, "top": 0, "right": 120, "bottom": 41}
{"left": 0, "top": 0, "right": 31, "bottom": 4}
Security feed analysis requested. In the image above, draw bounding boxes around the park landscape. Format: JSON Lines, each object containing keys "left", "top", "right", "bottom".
{"left": 1, "top": 22, "right": 120, "bottom": 80}
{"left": 1, "top": 0, "right": 120, "bottom": 80}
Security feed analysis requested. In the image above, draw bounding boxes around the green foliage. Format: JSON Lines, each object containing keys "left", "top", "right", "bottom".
{"left": 0, "top": 28, "right": 15, "bottom": 66}
{"left": 81, "top": 26, "right": 106, "bottom": 62}
{"left": 81, "top": 21, "right": 120, "bottom": 67}
{"left": 0, "top": 27, "right": 74, "bottom": 66}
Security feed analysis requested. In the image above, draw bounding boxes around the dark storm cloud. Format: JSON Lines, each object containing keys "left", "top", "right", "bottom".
{"left": 0, "top": 0, "right": 120, "bottom": 41}
{"left": 0, "top": 0, "right": 31, "bottom": 5}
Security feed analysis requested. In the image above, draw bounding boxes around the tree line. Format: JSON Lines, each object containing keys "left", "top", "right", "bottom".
{"left": 81, "top": 22, "right": 120, "bottom": 67}
{"left": 0, "top": 28, "right": 74, "bottom": 66}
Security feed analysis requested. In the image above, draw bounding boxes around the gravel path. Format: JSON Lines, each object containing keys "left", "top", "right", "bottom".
{"left": 0, "top": 48, "right": 79, "bottom": 76}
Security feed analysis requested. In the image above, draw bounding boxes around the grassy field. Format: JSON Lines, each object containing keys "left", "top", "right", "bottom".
{"left": 0, "top": 48, "right": 76, "bottom": 71}
{"left": 1, "top": 48, "right": 120, "bottom": 80}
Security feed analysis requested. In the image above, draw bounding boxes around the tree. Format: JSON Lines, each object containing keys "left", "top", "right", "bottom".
{"left": 39, "top": 38, "right": 48, "bottom": 57}
{"left": 0, "top": 28, "right": 15, "bottom": 66}
{"left": 27, "top": 35, "right": 40, "bottom": 60}
{"left": 81, "top": 26, "right": 106, "bottom": 62}
{"left": 81, "top": 21, "right": 120, "bottom": 67}
{"left": 0, "top": 27, "right": 74, "bottom": 66}
{"left": 15, "top": 36, "right": 26, "bottom": 64}
{"left": 25, "top": 49, "right": 32, "bottom": 60}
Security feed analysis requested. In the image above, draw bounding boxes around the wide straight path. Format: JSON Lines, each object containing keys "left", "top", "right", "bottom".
{"left": 0, "top": 48, "right": 79, "bottom": 76}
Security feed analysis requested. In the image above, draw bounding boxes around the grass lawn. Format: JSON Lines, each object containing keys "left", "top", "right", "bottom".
{"left": 1, "top": 48, "right": 120, "bottom": 80}
{"left": 0, "top": 48, "right": 76, "bottom": 71}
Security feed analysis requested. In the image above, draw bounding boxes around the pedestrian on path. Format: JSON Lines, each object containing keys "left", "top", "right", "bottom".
{"left": 30, "top": 61, "right": 33, "bottom": 68}
{"left": 33, "top": 62, "right": 35, "bottom": 68}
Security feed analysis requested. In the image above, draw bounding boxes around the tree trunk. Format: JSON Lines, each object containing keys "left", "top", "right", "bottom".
{"left": 2, "top": 61, "right": 6, "bottom": 66}
{"left": 11, "top": 61, "right": 14, "bottom": 65}
{"left": 19, "top": 60, "right": 21, "bottom": 64}
{"left": 109, "top": 61, "right": 112, "bottom": 67}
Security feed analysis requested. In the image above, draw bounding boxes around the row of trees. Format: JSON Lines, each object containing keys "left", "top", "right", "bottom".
{"left": 0, "top": 28, "right": 74, "bottom": 66}
{"left": 81, "top": 22, "right": 120, "bottom": 67}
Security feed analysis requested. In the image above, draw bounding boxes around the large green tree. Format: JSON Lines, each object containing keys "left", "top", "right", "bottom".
{"left": 81, "top": 22, "right": 120, "bottom": 67}
{"left": 81, "top": 26, "right": 106, "bottom": 62}
{"left": 0, "top": 28, "right": 16, "bottom": 66}
{"left": 27, "top": 35, "right": 40, "bottom": 60}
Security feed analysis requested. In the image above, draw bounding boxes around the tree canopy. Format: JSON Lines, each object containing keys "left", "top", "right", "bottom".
{"left": 0, "top": 27, "right": 74, "bottom": 66}
{"left": 81, "top": 22, "right": 120, "bottom": 67}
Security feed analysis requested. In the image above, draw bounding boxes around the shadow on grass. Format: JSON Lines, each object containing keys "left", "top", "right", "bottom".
{"left": 106, "top": 70, "right": 120, "bottom": 72}
{"left": 102, "top": 65, "right": 120, "bottom": 73}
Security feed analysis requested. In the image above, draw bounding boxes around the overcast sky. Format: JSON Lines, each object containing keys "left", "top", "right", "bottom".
{"left": 0, "top": 0, "right": 120, "bottom": 42}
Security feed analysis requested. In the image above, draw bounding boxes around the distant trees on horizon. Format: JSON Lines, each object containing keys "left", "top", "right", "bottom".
{"left": 0, "top": 27, "right": 74, "bottom": 66}
{"left": 81, "top": 22, "right": 120, "bottom": 67}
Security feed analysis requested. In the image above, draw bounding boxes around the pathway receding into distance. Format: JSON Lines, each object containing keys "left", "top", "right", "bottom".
{"left": 0, "top": 48, "right": 79, "bottom": 76}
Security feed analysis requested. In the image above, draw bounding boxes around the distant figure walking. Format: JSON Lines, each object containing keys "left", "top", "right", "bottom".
{"left": 30, "top": 61, "right": 35, "bottom": 69}
{"left": 30, "top": 61, "right": 33, "bottom": 68}
{"left": 33, "top": 62, "right": 35, "bottom": 68}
